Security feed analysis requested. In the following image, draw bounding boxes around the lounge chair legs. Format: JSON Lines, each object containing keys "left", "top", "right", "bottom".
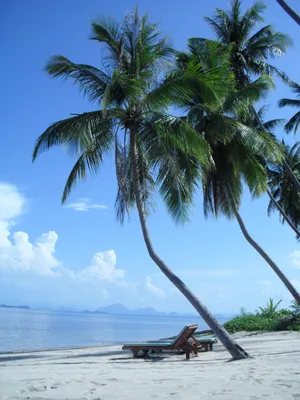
{"left": 132, "top": 350, "right": 139, "bottom": 358}
{"left": 186, "top": 352, "right": 190, "bottom": 360}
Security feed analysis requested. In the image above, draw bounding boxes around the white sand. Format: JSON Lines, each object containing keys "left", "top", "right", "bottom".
{"left": 0, "top": 331, "right": 299, "bottom": 400}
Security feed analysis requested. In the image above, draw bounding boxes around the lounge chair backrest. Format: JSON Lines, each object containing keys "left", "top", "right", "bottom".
{"left": 171, "top": 324, "right": 198, "bottom": 347}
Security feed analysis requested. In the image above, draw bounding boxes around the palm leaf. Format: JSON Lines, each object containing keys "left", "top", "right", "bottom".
{"left": 45, "top": 56, "right": 111, "bottom": 104}
{"left": 284, "top": 111, "right": 300, "bottom": 134}
{"left": 33, "top": 111, "right": 114, "bottom": 161}
{"left": 278, "top": 98, "right": 300, "bottom": 108}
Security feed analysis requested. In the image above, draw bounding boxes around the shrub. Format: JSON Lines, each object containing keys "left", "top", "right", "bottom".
{"left": 224, "top": 299, "right": 300, "bottom": 333}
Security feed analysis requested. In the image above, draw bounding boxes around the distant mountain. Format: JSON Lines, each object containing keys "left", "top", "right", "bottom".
{"left": 95, "top": 303, "right": 130, "bottom": 315}
{"left": 0, "top": 304, "right": 30, "bottom": 310}
{"left": 94, "top": 303, "right": 197, "bottom": 317}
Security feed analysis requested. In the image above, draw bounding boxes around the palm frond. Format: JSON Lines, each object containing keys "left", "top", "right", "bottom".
{"left": 90, "top": 16, "right": 126, "bottom": 72}
{"left": 32, "top": 111, "right": 114, "bottom": 161}
{"left": 203, "top": 16, "right": 228, "bottom": 43}
{"left": 141, "top": 112, "right": 211, "bottom": 165}
{"left": 62, "top": 146, "right": 102, "bottom": 203}
{"left": 223, "top": 117, "right": 283, "bottom": 164}
{"left": 278, "top": 98, "right": 300, "bottom": 108}
{"left": 284, "top": 111, "right": 300, "bottom": 134}
{"left": 223, "top": 76, "right": 274, "bottom": 112}
{"left": 45, "top": 56, "right": 111, "bottom": 104}
{"left": 263, "top": 118, "right": 285, "bottom": 131}
{"left": 241, "top": 1, "right": 266, "bottom": 38}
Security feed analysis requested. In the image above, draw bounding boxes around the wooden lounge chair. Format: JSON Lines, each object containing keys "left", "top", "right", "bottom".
{"left": 190, "top": 336, "right": 216, "bottom": 352}
{"left": 122, "top": 324, "right": 199, "bottom": 360}
{"left": 151, "top": 335, "right": 216, "bottom": 352}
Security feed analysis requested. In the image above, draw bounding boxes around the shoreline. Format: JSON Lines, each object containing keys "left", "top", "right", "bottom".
{"left": 1, "top": 331, "right": 299, "bottom": 399}
{"left": 0, "top": 329, "right": 286, "bottom": 356}
{"left": 0, "top": 329, "right": 218, "bottom": 355}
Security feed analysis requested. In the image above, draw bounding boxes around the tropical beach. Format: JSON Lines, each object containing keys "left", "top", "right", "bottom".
{"left": 1, "top": 0, "right": 300, "bottom": 398}
{"left": 1, "top": 332, "right": 300, "bottom": 400}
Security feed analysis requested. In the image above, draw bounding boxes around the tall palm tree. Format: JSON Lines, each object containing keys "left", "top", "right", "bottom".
{"left": 176, "top": 41, "right": 300, "bottom": 303}
{"left": 32, "top": 9, "right": 248, "bottom": 359}
{"left": 276, "top": 0, "right": 300, "bottom": 26}
{"left": 200, "top": 0, "right": 300, "bottom": 192}
{"left": 202, "top": 0, "right": 292, "bottom": 85}
{"left": 268, "top": 142, "right": 300, "bottom": 232}
{"left": 243, "top": 105, "right": 300, "bottom": 237}
{"left": 279, "top": 81, "right": 300, "bottom": 135}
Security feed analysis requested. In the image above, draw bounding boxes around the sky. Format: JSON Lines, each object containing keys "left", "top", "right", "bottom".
{"left": 1, "top": 0, "right": 300, "bottom": 315}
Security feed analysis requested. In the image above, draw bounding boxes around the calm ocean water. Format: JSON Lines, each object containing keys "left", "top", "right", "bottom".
{"left": 0, "top": 308, "right": 213, "bottom": 353}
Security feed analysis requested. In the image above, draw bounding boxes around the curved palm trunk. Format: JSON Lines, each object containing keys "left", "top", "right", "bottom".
{"left": 233, "top": 207, "right": 300, "bottom": 304}
{"left": 130, "top": 129, "right": 248, "bottom": 360}
{"left": 276, "top": 0, "right": 300, "bottom": 26}
{"left": 267, "top": 189, "right": 300, "bottom": 238}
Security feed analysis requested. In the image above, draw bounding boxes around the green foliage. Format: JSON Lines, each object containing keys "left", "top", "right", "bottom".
{"left": 202, "top": 0, "right": 292, "bottom": 86}
{"left": 290, "top": 300, "right": 300, "bottom": 315}
{"left": 278, "top": 81, "right": 300, "bottom": 134}
{"left": 257, "top": 298, "right": 282, "bottom": 317}
{"left": 33, "top": 7, "right": 215, "bottom": 225}
{"left": 267, "top": 142, "right": 300, "bottom": 229}
{"left": 224, "top": 299, "right": 300, "bottom": 333}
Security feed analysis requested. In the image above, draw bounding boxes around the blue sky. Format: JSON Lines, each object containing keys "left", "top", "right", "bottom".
{"left": 1, "top": 0, "right": 300, "bottom": 314}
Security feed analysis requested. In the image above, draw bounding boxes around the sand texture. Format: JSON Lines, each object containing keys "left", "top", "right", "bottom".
{"left": 0, "top": 331, "right": 300, "bottom": 400}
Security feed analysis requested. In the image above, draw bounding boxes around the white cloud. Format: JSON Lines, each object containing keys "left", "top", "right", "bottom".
{"left": 0, "top": 182, "right": 59, "bottom": 275}
{"left": 0, "top": 182, "right": 26, "bottom": 220}
{"left": 0, "top": 183, "right": 124, "bottom": 283}
{"left": 145, "top": 276, "right": 166, "bottom": 299}
{"left": 289, "top": 250, "right": 300, "bottom": 269}
{"left": 78, "top": 250, "right": 125, "bottom": 282}
{"left": 65, "top": 198, "right": 107, "bottom": 212}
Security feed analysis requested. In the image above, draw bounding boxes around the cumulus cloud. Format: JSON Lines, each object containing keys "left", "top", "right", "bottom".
{"left": 65, "top": 198, "right": 108, "bottom": 212}
{"left": 80, "top": 250, "right": 125, "bottom": 282}
{"left": 0, "top": 183, "right": 124, "bottom": 283}
{"left": 0, "top": 182, "right": 59, "bottom": 275}
{"left": 145, "top": 276, "right": 166, "bottom": 299}
{"left": 0, "top": 182, "right": 26, "bottom": 220}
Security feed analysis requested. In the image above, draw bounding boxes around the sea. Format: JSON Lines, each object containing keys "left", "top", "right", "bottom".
{"left": 0, "top": 308, "right": 222, "bottom": 353}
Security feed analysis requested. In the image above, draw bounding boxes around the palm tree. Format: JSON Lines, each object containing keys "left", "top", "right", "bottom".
{"left": 200, "top": 0, "right": 300, "bottom": 192}
{"left": 202, "top": 0, "right": 292, "bottom": 85}
{"left": 175, "top": 41, "right": 300, "bottom": 303}
{"left": 279, "top": 81, "right": 300, "bottom": 135}
{"left": 32, "top": 9, "right": 248, "bottom": 359}
{"left": 268, "top": 142, "right": 300, "bottom": 233}
{"left": 243, "top": 105, "right": 300, "bottom": 237}
{"left": 276, "top": 0, "right": 300, "bottom": 26}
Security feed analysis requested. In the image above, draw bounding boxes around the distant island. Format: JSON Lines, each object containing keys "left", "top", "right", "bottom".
{"left": 0, "top": 303, "right": 233, "bottom": 320}
{"left": 0, "top": 304, "right": 31, "bottom": 310}
{"left": 81, "top": 303, "right": 231, "bottom": 319}
{"left": 89, "top": 303, "right": 196, "bottom": 317}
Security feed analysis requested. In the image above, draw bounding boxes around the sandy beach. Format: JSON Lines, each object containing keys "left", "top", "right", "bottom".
{"left": 0, "top": 331, "right": 299, "bottom": 400}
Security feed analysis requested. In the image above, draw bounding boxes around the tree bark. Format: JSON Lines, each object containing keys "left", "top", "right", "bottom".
{"left": 129, "top": 128, "right": 249, "bottom": 360}
{"left": 277, "top": 0, "right": 300, "bottom": 26}
{"left": 267, "top": 189, "right": 300, "bottom": 238}
{"left": 233, "top": 207, "right": 300, "bottom": 304}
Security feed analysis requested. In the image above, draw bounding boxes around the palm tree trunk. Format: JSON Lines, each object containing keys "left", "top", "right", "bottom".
{"left": 233, "top": 207, "right": 300, "bottom": 304}
{"left": 267, "top": 189, "right": 300, "bottom": 237}
{"left": 129, "top": 128, "right": 249, "bottom": 360}
{"left": 276, "top": 0, "right": 300, "bottom": 26}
